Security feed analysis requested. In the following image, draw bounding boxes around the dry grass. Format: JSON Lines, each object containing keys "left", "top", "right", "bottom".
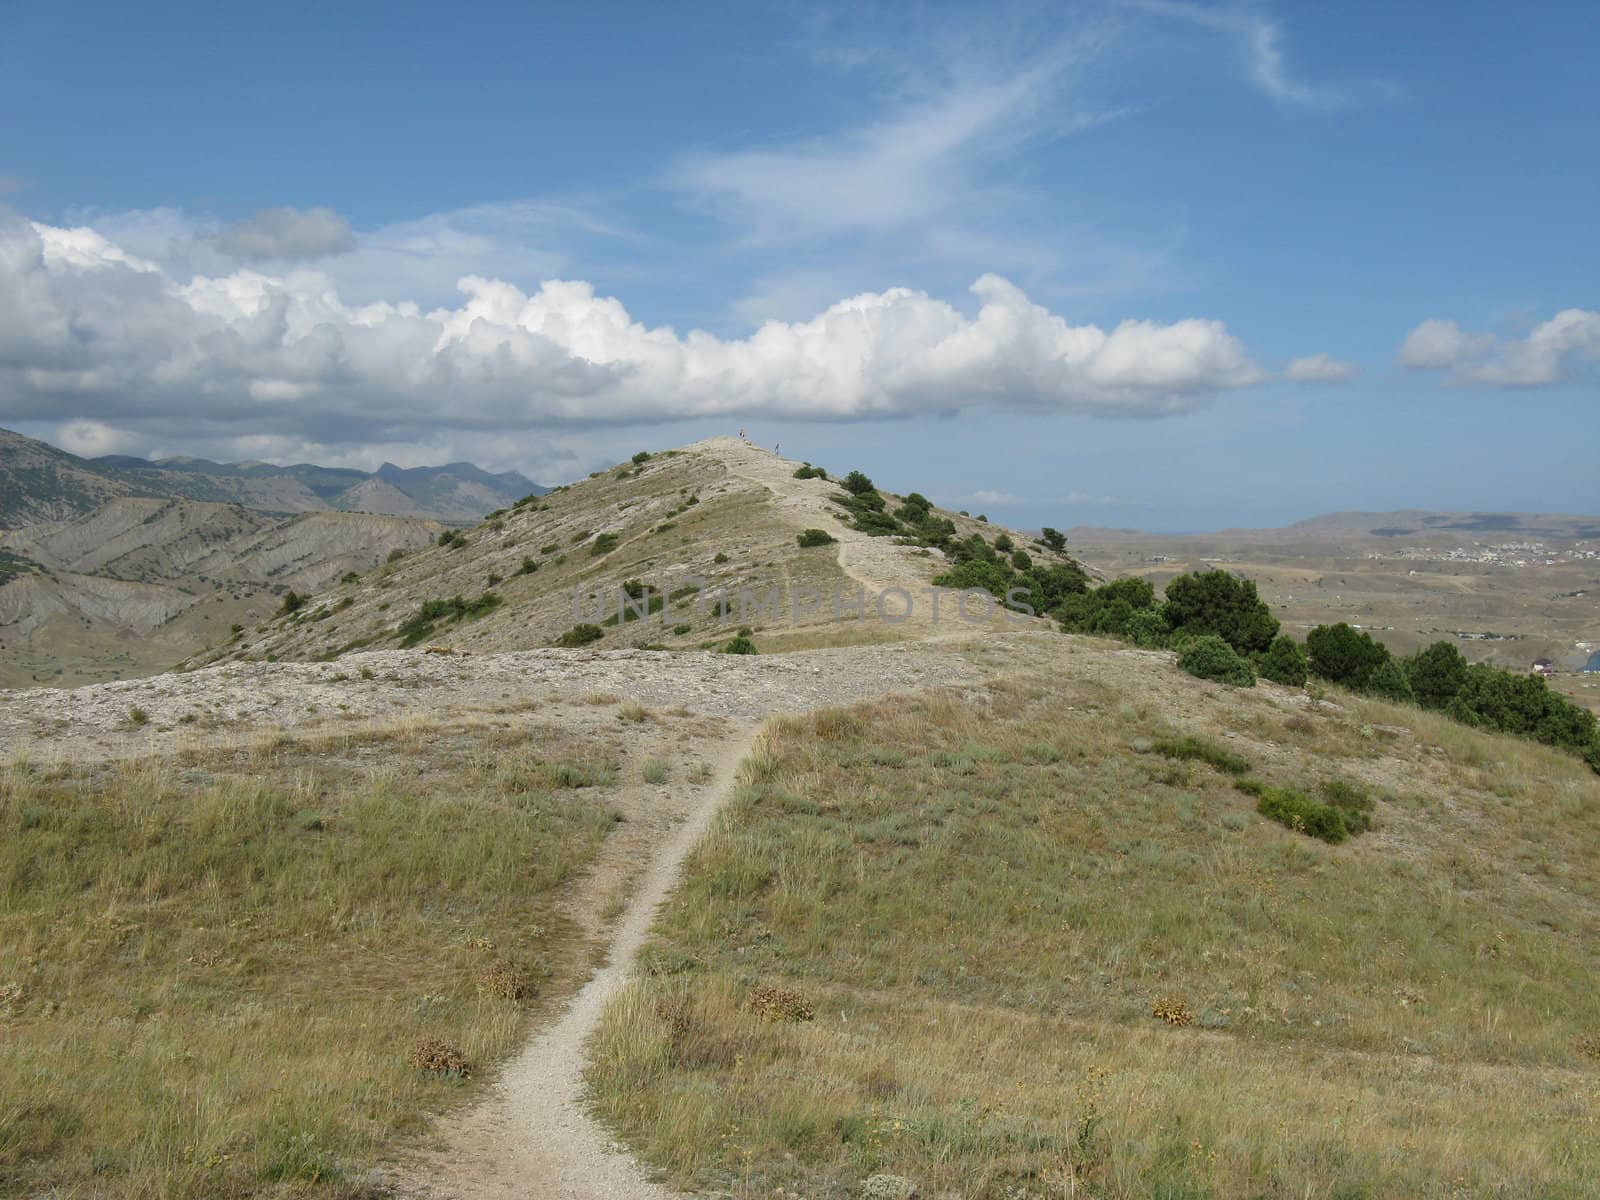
{"left": 589, "top": 674, "right": 1600, "bottom": 1199}
{"left": 0, "top": 720, "right": 626, "bottom": 1198}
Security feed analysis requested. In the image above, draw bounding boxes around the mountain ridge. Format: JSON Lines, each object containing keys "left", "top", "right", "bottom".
{"left": 0, "top": 425, "right": 547, "bottom": 527}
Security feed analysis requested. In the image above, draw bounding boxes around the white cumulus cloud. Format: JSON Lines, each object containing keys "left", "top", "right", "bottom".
{"left": 1284, "top": 352, "right": 1357, "bottom": 383}
{"left": 1399, "top": 311, "right": 1600, "bottom": 386}
{"left": 0, "top": 216, "right": 1265, "bottom": 463}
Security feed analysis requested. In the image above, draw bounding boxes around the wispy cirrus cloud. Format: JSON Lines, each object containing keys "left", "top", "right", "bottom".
{"left": 1130, "top": 1, "right": 1396, "bottom": 110}
{"left": 667, "top": 62, "right": 1118, "bottom": 247}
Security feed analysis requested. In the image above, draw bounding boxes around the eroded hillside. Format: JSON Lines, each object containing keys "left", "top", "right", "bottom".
{"left": 0, "top": 499, "right": 441, "bottom": 687}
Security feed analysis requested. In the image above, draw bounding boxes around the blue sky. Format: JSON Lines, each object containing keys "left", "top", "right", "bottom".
{"left": 0, "top": 0, "right": 1595, "bottom": 530}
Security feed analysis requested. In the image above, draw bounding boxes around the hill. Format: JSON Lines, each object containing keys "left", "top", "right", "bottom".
{"left": 0, "top": 427, "right": 137, "bottom": 527}
{"left": 0, "top": 498, "right": 440, "bottom": 687}
{"left": 0, "top": 425, "right": 547, "bottom": 527}
{"left": 195, "top": 437, "right": 1079, "bottom": 668}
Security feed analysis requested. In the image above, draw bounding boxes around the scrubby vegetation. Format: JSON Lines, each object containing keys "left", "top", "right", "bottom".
{"left": 1161, "top": 569, "right": 1279, "bottom": 653}
{"left": 796, "top": 528, "right": 837, "bottom": 547}
{"left": 1301, "top": 623, "right": 1600, "bottom": 771}
{"left": 722, "top": 631, "right": 758, "bottom": 655}
{"left": 1257, "top": 633, "right": 1309, "bottom": 686}
{"left": 792, "top": 463, "right": 827, "bottom": 480}
{"left": 0, "top": 548, "right": 40, "bottom": 584}
{"left": 396, "top": 592, "right": 504, "bottom": 647}
{"left": 556, "top": 623, "right": 604, "bottom": 648}
{"left": 1150, "top": 734, "right": 1250, "bottom": 775}
{"left": 1177, "top": 634, "right": 1256, "bottom": 687}
{"left": 933, "top": 533, "right": 1088, "bottom": 615}
{"left": 1236, "top": 777, "right": 1352, "bottom": 842}
{"left": 1040, "top": 574, "right": 1599, "bottom": 772}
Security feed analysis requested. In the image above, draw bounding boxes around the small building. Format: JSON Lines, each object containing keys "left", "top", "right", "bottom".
{"left": 1532, "top": 657, "right": 1555, "bottom": 677}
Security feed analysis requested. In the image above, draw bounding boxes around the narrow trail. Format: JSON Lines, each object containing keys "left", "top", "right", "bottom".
{"left": 381, "top": 439, "right": 1043, "bottom": 1195}
{"left": 395, "top": 722, "right": 760, "bottom": 1200}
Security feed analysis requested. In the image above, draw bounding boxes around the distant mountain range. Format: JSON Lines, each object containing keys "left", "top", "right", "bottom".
{"left": 0, "top": 426, "right": 547, "bottom": 528}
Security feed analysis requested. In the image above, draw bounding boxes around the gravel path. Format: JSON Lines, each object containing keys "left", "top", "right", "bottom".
{"left": 393, "top": 724, "right": 758, "bottom": 1200}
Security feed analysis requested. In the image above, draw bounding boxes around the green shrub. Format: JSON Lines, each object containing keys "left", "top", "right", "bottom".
{"left": 518, "top": 556, "right": 539, "bottom": 575}
{"left": 556, "top": 623, "right": 604, "bottom": 648}
{"left": 631, "top": 450, "right": 652, "bottom": 464}
{"left": 1009, "top": 549, "right": 1032, "bottom": 572}
{"left": 591, "top": 532, "right": 620, "bottom": 556}
{"left": 1402, "top": 641, "right": 1469, "bottom": 710}
{"left": 1123, "top": 607, "right": 1171, "bottom": 648}
{"left": 1367, "top": 658, "right": 1416, "bottom": 704}
{"left": 386, "top": 547, "right": 408, "bottom": 563}
{"left": 842, "top": 470, "right": 876, "bottom": 495}
{"left": 993, "top": 533, "right": 1014, "bottom": 553}
{"left": 540, "top": 543, "right": 559, "bottom": 555}
{"left": 672, "top": 623, "right": 692, "bottom": 636}
{"left": 1237, "top": 779, "right": 1347, "bottom": 843}
{"left": 1318, "top": 779, "right": 1376, "bottom": 834}
{"left": 1056, "top": 577, "right": 1158, "bottom": 637}
{"left": 279, "top": 590, "right": 307, "bottom": 616}
{"left": 1151, "top": 735, "right": 1250, "bottom": 775}
{"left": 713, "top": 552, "right": 730, "bottom": 564}
{"left": 937, "top": 534, "right": 1088, "bottom": 616}
{"left": 1306, "top": 623, "right": 1391, "bottom": 690}
{"left": 796, "top": 528, "right": 837, "bottom": 547}
{"left": 1447, "top": 663, "right": 1600, "bottom": 768}
{"left": 793, "top": 464, "right": 827, "bottom": 480}
{"left": 1257, "top": 634, "right": 1309, "bottom": 687}
{"left": 437, "top": 529, "right": 468, "bottom": 549}
{"left": 722, "top": 635, "right": 758, "bottom": 655}
{"left": 1177, "top": 635, "right": 1256, "bottom": 687}
{"left": 1040, "top": 527, "right": 1067, "bottom": 552}
{"left": 1161, "top": 569, "right": 1280, "bottom": 654}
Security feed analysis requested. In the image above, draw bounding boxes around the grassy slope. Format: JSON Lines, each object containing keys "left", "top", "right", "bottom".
{"left": 0, "top": 719, "right": 627, "bottom": 1198}
{"left": 202, "top": 451, "right": 859, "bottom": 664}
{"left": 590, "top": 671, "right": 1600, "bottom": 1199}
